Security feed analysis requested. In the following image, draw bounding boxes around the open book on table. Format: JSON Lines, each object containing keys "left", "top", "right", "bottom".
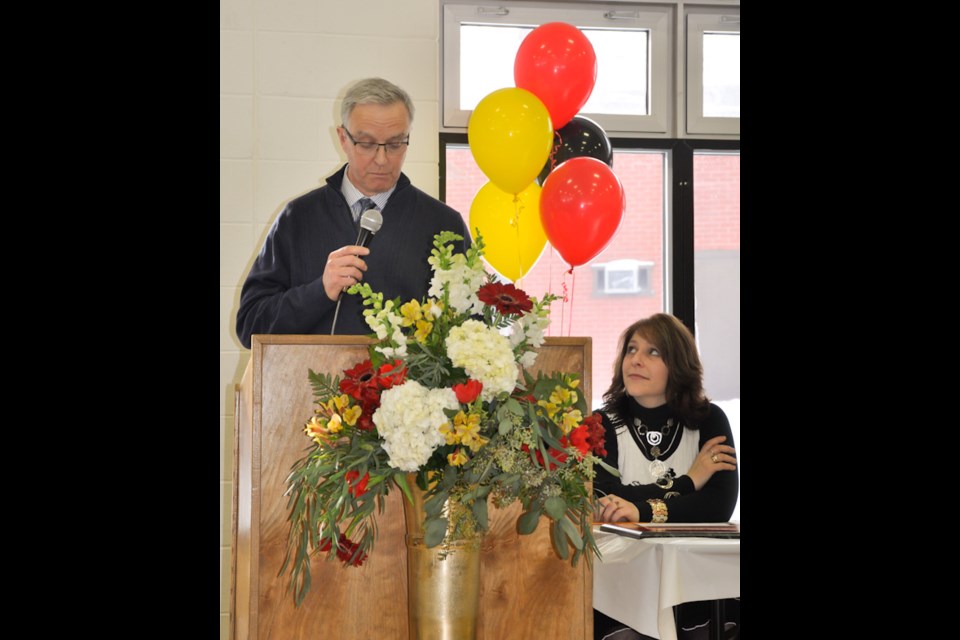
{"left": 598, "top": 521, "right": 740, "bottom": 539}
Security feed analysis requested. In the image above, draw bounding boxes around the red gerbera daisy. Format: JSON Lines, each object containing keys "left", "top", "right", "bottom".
{"left": 477, "top": 282, "right": 533, "bottom": 315}
{"left": 340, "top": 359, "right": 407, "bottom": 410}
{"left": 339, "top": 360, "right": 376, "bottom": 401}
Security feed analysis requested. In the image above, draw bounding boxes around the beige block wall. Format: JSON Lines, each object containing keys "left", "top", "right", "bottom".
{"left": 219, "top": 1, "right": 444, "bottom": 636}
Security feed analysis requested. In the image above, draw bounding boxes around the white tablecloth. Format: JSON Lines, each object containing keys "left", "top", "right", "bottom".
{"left": 593, "top": 530, "right": 740, "bottom": 640}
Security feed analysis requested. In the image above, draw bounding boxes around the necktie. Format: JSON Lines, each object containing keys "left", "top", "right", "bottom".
{"left": 354, "top": 197, "right": 376, "bottom": 223}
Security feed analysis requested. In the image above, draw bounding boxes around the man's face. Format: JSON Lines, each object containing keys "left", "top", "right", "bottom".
{"left": 338, "top": 102, "right": 410, "bottom": 196}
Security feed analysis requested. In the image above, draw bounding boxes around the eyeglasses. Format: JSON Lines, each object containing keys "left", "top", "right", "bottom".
{"left": 342, "top": 126, "right": 410, "bottom": 157}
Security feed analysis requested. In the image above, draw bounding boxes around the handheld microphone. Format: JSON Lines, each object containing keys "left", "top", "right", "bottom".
{"left": 355, "top": 207, "right": 383, "bottom": 248}
{"left": 331, "top": 205, "right": 383, "bottom": 335}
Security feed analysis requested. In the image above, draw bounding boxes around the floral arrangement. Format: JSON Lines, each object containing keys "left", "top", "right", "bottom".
{"left": 282, "top": 232, "right": 614, "bottom": 605}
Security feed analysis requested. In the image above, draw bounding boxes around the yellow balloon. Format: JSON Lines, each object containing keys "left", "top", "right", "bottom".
{"left": 468, "top": 88, "right": 554, "bottom": 195}
{"left": 470, "top": 181, "right": 548, "bottom": 282}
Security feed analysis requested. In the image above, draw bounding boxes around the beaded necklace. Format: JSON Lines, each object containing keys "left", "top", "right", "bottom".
{"left": 632, "top": 417, "right": 681, "bottom": 488}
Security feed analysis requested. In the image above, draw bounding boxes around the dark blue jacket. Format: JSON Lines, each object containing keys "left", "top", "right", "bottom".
{"left": 236, "top": 166, "right": 469, "bottom": 348}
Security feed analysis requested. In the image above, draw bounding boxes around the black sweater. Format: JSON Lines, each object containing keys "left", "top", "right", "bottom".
{"left": 594, "top": 398, "right": 739, "bottom": 522}
{"left": 236, "top": 166, "right": 469, "bottom": 348}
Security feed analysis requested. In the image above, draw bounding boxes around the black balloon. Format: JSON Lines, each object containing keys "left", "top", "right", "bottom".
{"left": 537, "top": 116, "right": 613, "bottom": 185}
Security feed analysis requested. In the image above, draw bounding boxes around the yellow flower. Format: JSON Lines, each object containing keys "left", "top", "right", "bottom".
{"left": 414, "top": 319, "right": 433, "bottom": 342}
{"left": 448, "top": 448, "right": 469, "bottom": 466}
{"left": 399, "top": 299, "right": 422, "bottom": 327}
{"left": 550, "top": 386, "right": 577, "bottom": 406}
{"left": 329, "top": 394, "right": 352, "bottom": 413}
{"left": 560, "top": 409, "right": 584, "bottom": 434}
{"left": 343, "top": 405, "right": 362, "bottom": 427}
{"left": 327, "top": 413, "right": 344, "bottom": 434}
{"left": 463, "top": 433, "right": 489, "bottom": 452}
{"left": 454, "top": 411, "right": 480, "bottom": 433}
{"left": 537, "top": 400, "right": 559, "bottom": 419}
{"left": 454, "top": 412, "right": 487, "bottom": 452}
{"left": 567, "top": 377, "right": 581, "bottom": 389}
{"left": 439, "top": 421, "right": 458, "bottom": 445}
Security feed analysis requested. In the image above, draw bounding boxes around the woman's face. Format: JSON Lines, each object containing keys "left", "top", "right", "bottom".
{"left": 621, "top": 331, "right": 669, "bottom": 408}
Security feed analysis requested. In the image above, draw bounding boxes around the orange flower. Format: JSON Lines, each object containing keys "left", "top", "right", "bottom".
{"left": 304, "top": 416, "right": 332, "bottom": 444}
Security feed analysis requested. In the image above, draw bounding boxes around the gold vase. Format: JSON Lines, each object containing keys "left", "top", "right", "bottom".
{"left": 403, "top": 473, "right": 481, "bottom": 640}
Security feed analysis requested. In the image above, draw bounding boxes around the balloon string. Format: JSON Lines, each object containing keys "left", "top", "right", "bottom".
{"left": 560, "top": 277, "right": 567, "bottom": 336}
{"left": 546, "top": 245, "right": 554, "bottom": 337}
{"left": 560, "top": 275, "right": 568, "bottom": 337}
{"left": 567, "top": 267, "right": 575, "bottom": 337}
{"left": 550, "top": 131, "right": 562, "bottom": 173}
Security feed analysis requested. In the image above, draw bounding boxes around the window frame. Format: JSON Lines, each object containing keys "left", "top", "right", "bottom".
{"left": 441, "top": 0, "right": 740, "bottom": 139}
{"left": 438, "top": 133, "right": 740, "bottom": 333}
{"left": 685, "top": 6, "right": 741, "bottom": 136}
{"left": 441, "top": 1, "right": 675, "bottom": 135}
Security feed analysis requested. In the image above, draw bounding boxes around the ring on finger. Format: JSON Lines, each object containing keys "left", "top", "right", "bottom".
{"left": 711, "top": 453, "right": 719, "bottom": 463}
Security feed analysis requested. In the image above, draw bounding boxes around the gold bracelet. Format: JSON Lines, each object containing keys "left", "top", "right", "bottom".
{"left": 646, "top": 499, "right": 668, "bottom": 523}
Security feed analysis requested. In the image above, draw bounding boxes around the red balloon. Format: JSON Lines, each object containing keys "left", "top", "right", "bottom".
{"left": 515, "top": 23, "right": 597, "bottom": 130}
{"left": 539, "top": 157, "right": 625, "bottom": 268}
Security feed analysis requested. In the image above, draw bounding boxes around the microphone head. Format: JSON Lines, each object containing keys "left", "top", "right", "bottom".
{"left": 359, "top": 208, "right": 383, "bottom": 234}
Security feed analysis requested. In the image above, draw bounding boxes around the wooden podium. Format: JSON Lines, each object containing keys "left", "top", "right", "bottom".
{"left": 232, "top": 335, "right": 593, "bottom": 640}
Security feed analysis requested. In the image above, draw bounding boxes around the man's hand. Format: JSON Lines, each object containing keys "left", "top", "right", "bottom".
{"left": 322, "top": 245, "right": 371, "bottom": 301}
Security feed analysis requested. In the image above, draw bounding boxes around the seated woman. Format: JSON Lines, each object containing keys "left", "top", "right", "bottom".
{"left": 594, "top": 314, "right": 738, "bottom": 640}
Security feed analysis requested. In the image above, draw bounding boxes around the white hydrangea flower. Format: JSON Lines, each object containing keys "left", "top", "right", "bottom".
{"left": 373, "top": 381, "right": 460, "bottom": 471}
{"left": 447, "top": 319, "right": 518, "bottom": 400}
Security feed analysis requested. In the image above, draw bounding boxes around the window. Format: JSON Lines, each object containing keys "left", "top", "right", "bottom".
{"left": 442, "top": 138, "right": 669, "bottom": 409}
{"left": 442, "top": 2, "right": 673, "bottom": 134}
{"left": 686, "top": 8, "right": 740, "bottom": 135}
{"left": 692, "top": 149, "right": 740, "bottom": 519}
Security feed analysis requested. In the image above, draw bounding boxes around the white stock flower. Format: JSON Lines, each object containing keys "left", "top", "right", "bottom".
{"left": 373, "top": 381, "right": 459, "bottom": 472}
{"left": 447, "top": 320, "right": 518, "bottom": 400}
{"left": 523, "top": 313, "right": 549, "bottom": 348}
{"left": 519, "top": 351, "right": 538, "bottom": 368}
{"left": 508, "top": 310, "right": 551, "bottom": 369}
{"left": 366, "top": 314, "right": 390, "bottom": 340}
{"left": 367, "top": 304, "right": 407, "bottom": 357}
{"left": 429, "top": 254, "right": 485, "bottom": 315}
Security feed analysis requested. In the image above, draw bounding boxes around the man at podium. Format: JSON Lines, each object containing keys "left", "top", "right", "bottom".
{"left": 236, "top": 77, "right": 469, "bottom": 347}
